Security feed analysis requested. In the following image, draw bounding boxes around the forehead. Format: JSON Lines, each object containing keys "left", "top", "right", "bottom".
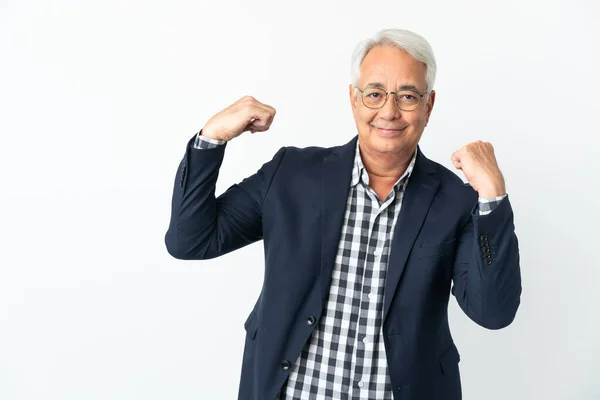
{"left": 359, "top": 45, "right": 427, "bottom": 89}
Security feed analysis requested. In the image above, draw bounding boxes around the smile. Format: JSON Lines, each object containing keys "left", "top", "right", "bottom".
{"left": 374, "top": 126, "right": 408, "bottom": 136}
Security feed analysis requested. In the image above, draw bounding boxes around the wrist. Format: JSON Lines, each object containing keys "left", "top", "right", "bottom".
{"left": 478, "top": 187, "right": 506, "bottom": 198}
{"left": 200, "top": 127, "right": 227, "bottom": 142}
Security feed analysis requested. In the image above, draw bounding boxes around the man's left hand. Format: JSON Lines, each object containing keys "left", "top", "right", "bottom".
{"left": 451, "top": 141, "right": 506, "bottom": 198}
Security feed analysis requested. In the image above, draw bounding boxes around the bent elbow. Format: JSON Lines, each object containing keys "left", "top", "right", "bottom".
{"left": 164, "top": 230, "right": 218, "bottom": 261}
{"left": 164, "top": 230, "right": 196, "bottom": 260}
{"left": 166, "top": 246, "right": 191, "bottom": 260}
{"left": 481, "top": 297, "right": 521, "bottom": 330}
{"left": 165, "top": 231, "right": 187, "bottom": 260}
{"left": 481, "top": 314, "right": 516, "bottom": 330}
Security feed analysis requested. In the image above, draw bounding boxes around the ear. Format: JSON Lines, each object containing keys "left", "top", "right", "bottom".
{"left": 425, "top": 90, "right": 436, "bottom": 125}
{"left": 349, "top": 84, "right": 357, "bottom": 111}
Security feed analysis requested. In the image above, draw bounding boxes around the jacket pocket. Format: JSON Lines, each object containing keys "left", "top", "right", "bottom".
{"left": 244, "top": 310, "right": 258, "bottom": 340}
{"left": 416, "top": 239, "right": 457, "bottom": 259}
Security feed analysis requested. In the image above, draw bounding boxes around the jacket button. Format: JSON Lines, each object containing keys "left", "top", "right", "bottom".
{"left": 306, "top": 316, "right": 316, "bottom": 326}
{"left": 280, "top": 360, "right": 291, "bottom": 371}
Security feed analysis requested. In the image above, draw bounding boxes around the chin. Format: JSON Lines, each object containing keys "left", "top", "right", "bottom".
{"left": 368, "top": 137, "right": 403, "bottom": 154}
{"left": 374, "top": 128, "right": 403, "bottom": 141}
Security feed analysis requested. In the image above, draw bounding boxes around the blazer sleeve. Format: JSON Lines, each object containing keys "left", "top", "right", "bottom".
{"left": 451, "top": 195, "right": 522, "bottom": 329}
{"left": 165, "top": 135, "right": 287, "bottom": 260}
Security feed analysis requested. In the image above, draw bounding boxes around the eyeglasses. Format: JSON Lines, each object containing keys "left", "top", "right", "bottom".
{"left": 355, "top": 86, "right": 427, "bottom": 111}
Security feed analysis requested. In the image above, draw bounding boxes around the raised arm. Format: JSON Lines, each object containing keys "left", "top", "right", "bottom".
{"left": 450, "top": 141, "right": 522, "bottom": 329}
{"left": 165, "top": 96, "right": 282, "bottom": 260}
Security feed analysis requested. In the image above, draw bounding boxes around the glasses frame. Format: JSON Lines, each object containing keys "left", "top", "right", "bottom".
{"left": 355, "top": 86, "right": 428, "bottom": 112}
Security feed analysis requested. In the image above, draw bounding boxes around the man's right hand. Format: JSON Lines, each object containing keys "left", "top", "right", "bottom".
{"left": 201, "top": 96, "right": 277, "bottom": 142}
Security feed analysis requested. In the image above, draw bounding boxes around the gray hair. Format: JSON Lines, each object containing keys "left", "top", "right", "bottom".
{"left": 350, "top": 28, "right": 437, "bottom": 92}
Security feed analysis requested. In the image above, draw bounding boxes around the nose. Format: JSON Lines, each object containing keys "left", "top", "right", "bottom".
{"left": 378, "top": 93, "right": 401, "bottom": 120}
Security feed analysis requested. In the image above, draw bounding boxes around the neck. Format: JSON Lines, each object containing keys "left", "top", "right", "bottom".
{"left": 359, "top": 144, "right": 416, "bottom": 183}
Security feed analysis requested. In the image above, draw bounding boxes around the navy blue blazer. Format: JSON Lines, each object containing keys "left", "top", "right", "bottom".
{"left": 165, "top": 134, "right": 522, "bottom": 400}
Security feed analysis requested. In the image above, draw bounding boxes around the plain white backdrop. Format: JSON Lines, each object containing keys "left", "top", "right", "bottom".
{"left": 1, "top": 0, "right": 599, "bottom": 399}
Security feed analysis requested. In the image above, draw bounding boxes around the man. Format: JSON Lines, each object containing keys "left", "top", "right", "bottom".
{"left": 165, "top": 28, "right": 521, "bottom": 400}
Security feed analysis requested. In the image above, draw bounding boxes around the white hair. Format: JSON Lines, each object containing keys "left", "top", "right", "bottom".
{"left": 350, "top": 28, "right": 437, "bottom": 92}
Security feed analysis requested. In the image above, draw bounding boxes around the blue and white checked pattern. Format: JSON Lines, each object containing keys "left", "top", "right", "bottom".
{"left": 478, "top": 195, "right": 505, "bottom": 215}
{"left": 279, "top": 140, "right": 415, "bottom": 399}
{"left": 193, "top": 132, "right": 226, "bottom": 148}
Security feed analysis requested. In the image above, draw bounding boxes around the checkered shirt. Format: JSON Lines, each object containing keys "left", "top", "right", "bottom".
{"left": 192, "top": 132, "right": 505, "bottom": 399}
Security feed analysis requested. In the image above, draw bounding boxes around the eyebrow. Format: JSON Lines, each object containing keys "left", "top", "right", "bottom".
{"left": 365, "top": 82, "right": 422, "bottom": 92}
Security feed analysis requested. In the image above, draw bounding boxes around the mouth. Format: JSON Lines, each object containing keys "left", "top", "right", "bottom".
{"left": 373, "top": 126, "right": 408, "bottom": 136}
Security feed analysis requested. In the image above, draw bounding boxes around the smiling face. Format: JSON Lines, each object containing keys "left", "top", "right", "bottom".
{"left": 349, "top": 45, "right": 435, "bottom": 158}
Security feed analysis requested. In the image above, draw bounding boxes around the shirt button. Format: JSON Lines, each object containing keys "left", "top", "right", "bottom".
{"left": 368, "top": 292, "right": 374, "bottom": 300}
{"left": 357, "top": 381, "right": 364, "bottom": 388}
{"left": 362, "top": 336, "right": 368, "bottom": 344}
{"left": 306, "top": 316, "right": 316, "bottom": 326}
{"left": 373, "top": 249, "right": 381, "bottom": 256}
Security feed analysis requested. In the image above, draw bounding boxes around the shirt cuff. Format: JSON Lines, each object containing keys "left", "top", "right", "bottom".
{"left": 478, "top": 194, "right": 507, "bottom": 216}
{"left": 193, "top": 130, "right": 226, "bottom": 149}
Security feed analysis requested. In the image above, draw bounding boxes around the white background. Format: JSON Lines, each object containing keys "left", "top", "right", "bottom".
{"left": 1, "top": 0, "right": 599, "bottom": 399}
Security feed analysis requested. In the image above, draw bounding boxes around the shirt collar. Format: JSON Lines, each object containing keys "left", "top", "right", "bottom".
{"left": 350, "top": 139, "right": 417, "bottom": 188}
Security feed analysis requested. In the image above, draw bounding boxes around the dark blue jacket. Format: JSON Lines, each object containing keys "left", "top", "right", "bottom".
{"left": 165, "top": 135, "right": 522, "bottom": 400}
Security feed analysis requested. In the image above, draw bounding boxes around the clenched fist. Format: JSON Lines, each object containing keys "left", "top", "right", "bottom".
{"left": 201, "top": 96, "right": 276, "bottom": 142}
{"left": 451, "top": 141, "right": 506, "bottom": 198}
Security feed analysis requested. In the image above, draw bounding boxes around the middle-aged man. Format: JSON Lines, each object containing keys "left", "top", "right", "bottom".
{"left": 165, "top": 28, "right": 522, "bottom": 400}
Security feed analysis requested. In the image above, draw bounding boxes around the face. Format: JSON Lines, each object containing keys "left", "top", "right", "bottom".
{"left": 349, "top": 45, "right": 435, "bottom": 158}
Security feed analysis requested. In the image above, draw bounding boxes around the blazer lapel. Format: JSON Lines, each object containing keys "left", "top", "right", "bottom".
{"left": 383, "top": 148, "right": 439, "bottom": 321}
{"left": 320, "top": 136, "right": 358, "bottom": 304}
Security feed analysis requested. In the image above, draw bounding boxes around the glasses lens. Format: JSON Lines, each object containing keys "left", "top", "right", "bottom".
{"left": 395, "top": 91, "right": 421, "bottom": 110}
{"left": 362, "top": 88, "right": 386, "bottom": 108}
